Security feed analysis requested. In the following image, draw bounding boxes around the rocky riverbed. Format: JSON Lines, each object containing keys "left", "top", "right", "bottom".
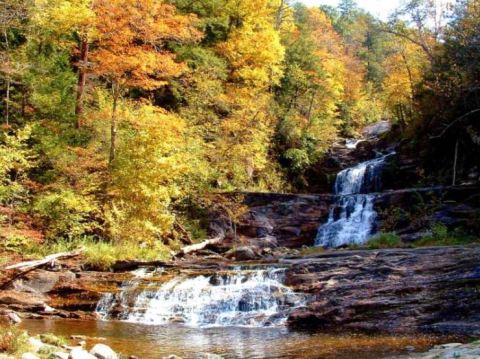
{"left": 1, "top": 245, "right": 479, "bottom": 337}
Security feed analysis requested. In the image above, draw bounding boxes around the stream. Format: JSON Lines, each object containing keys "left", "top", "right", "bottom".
{"left": 20, "top": 319, "right": 451, "bottom": 359}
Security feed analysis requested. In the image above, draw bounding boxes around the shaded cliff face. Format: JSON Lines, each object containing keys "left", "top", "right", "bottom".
{"left": 225, "top": 193, "right": 334, "bottom": 248}
{"left": 223, "top": 186, "right": 479, "bottom": 249}
{"left": 284, "top": 246, "right": 480, "bottom": 335}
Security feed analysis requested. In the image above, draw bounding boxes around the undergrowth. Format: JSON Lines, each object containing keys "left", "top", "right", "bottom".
{"left": 0, "top": 235, "right": 174, "bottom": 271}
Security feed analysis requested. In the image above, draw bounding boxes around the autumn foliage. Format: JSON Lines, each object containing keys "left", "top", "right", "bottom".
{"left": 0, "top": 0, "right": 478, "bottom": 255}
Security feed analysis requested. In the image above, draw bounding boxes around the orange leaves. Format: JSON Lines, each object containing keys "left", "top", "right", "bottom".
{"left": 91, "top": 0, "right": 202, "bottom": 91}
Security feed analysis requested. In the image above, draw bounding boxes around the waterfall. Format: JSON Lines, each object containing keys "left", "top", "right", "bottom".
{"left": 96, "top": 267, "right": 306, "bottom": 328}
{"left": 315, "top": 153, "right": 393, "bottom": 248}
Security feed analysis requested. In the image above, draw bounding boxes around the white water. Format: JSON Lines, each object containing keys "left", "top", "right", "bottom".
{"left": 345, "top": 139, "right": 365, "bottom": 149}
{"left": 96, "top": 268, "right": 306, "bottom": 328}
{"left": 315, "top": 153, "right": 393, "bottom": 248}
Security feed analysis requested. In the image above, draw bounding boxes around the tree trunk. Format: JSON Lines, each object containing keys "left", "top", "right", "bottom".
{"left": 109, "top": 84, "right": 119, "bottom": 164}
{"left": 75, "top": 39, "right": 89, "bottom": 126}
{"left": 452, "top": 138, "right": 459, "bottom": 186}
{"left": 5, "top": 77, "right": 10, "bottom": 126}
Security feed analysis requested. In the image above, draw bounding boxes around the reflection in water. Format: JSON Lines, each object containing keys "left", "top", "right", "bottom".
{"left": 21, "top": 319, "right": 448, "bottom": 359}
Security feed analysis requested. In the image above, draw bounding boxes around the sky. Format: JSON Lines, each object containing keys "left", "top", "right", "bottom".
{"left": 299, "top": 0, "right": 401, "bottom": 20}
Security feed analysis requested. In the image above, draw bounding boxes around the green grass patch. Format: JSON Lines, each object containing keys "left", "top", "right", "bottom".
{"left": 414, "top": 223, "right": 480, "bottom": 247}
{"left": 364, "top": 232, "right": 405, "bottom": 249}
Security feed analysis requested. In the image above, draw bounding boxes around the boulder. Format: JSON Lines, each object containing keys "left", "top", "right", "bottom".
{"left": 89, "top": 344, "right": 118, "bottom": 359}
{"left": 69, "top": 348, "right": 97, "bottom": 359}
{"left": 52, "top": 353, "right": 69, "bottom": 359}
{"left": 0, "top": 309, "right": 22, "bottom": 324}
{"left": 27, "top": 338, "right": 44, "bottom": 353}
{"left": 0, "top": 291, "right": 46, "bottom": 311}
{"left": 225, "top": 246, "right": 259, "bottom": 261}
{"left": 12, "top": 270, "right": 75, "bottom": 294}
{"left": 21, "top": 353, "right": 39, "bottom": 359}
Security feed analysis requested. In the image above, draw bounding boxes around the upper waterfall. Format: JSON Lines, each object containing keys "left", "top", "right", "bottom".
{"left": 315, "top": 152, "right": 394, "bottom": 248}
{"left": 96, "top": 267, "right": 306, "bottom": 328}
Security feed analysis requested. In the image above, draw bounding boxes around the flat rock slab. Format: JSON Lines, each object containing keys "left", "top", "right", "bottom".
{"left": 284, "top": 246, "right": 480, "bottom": 335}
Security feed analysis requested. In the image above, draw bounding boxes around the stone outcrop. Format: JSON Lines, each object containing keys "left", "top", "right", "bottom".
{"left": 283, "top": 246, "right": 480, "bottom": 335}
{"left": 222, "top": 193, "right": 333, "bottom": 248}
{"left": 218, "top": 186, "right": 480, "bottom": 250}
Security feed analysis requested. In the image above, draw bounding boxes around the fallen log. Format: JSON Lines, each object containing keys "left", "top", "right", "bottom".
{"left": 4, "top": 248, "right": 84, "bottom": 271}
{"left": 175, "top": 226, "right": 225, "bottom": 257}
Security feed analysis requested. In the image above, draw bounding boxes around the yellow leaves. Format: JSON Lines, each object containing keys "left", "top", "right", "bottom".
{"left": 32, "top": 0, "right": 95, "bottom": 45}
{"left": 92, "top": 0, "right": 202, "bottom": 91}
{"left": 106, "top": 102, "right": 207, "bottom": 242}
{"left": 217, "top": 0, "right": 285, "bottom": 88}
{"left": 382, "top": 38, "right": 429, "bottom": 110}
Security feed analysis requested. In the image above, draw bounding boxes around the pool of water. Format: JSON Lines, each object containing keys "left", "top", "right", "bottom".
{"left": 21, "top": 319, "right": 452, "bottom": 359}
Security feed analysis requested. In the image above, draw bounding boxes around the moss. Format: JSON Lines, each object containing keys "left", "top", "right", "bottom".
{"left": 38, "top": 334, "right": 67, "bottom": 347}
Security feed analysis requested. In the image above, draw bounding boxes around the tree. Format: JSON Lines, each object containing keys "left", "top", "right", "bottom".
{"left": 0, "top": 0, "right": 28, "bottom": 125}
{"left": 91, "top": 0, "right": 202, "bottom": 163}
{"left": 29, "top": 0, "right": 96, "bottom": 126}
{"left": 385, "top": 0, "right": 449, "bottom": 62}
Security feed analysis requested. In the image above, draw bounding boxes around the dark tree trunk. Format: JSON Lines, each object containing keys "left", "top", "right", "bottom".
{"left": 75, "top": 40, "right": 89, "bottom": 126}
{"left": 109, "top": 84, "right": 119, "bottom": 164}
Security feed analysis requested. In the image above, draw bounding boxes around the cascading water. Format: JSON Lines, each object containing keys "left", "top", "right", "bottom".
{"left": 315, "top": 152, "right": 393, "bottom": 248}
{"left": 96, "top": 267, "right": 306, "bottom": 328}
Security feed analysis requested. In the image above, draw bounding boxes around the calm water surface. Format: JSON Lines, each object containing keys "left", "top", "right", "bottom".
{"left": 20, "top": 319, "right": 454, "bottom": 359}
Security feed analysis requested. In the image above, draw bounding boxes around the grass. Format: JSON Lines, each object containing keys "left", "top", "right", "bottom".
{"left": 1, "top": 234, "right": 174, "bottom": 271}
{"left": 349, "top": 224, "right": 480, "bottom": 251}
{"left": 83, "top": 240, "right": 173, "bottom": 270}
{"left": 363, "top": 233, "right": 405, "bottom": 249}
{"left": 39, "top": 333, "right": 67, "bottom": 347}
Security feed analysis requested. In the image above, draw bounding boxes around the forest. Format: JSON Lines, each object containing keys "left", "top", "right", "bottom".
{"left": 0, "top": 0, "right": 479, "bottom": 263}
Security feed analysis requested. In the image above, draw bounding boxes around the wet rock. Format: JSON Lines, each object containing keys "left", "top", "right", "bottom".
{"left": 69, "top": 348, "right": 97, "bottom": 359}
{"left": 362, "top": 120, "right": 391, "bottom": 138}
{"left": 89, "top": 344, "right": 118, "bottom": 359}
{"left": 395, "top": 341, "right": 480, "bottom": 358}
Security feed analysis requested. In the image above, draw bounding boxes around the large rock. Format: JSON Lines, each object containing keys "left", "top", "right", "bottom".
{"left": 89, "top": 344, "right": 118, "bottom": 359}
{"left": 69, "top": 348, "right": 97, "bottom": 359}
{"left": 221, "top": 193, "right": 333, "bottom": 249}
{"left": 13, "top": 270, "right": 75, "bottom": 294}
{"left": 225, "top": 246, "right": 259, "bottom": 261}
{"left": 284, "top": 246, "right": 480, "bottom": 335}
{"left": 0, "top": 290, "right": 46, "bottom": 310}
{"left": 21, "top": 353, "right": 39, "bottom": 359}
{"left": 0, "top": 309, "right": 22, "bottom": 324}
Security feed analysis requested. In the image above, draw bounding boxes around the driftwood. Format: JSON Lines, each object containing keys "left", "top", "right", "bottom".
{"left": 4, "top": 249, "right": 84, "bottom": 271}
{"left": 175, "top": 226, "right": 225, "bottom": 257}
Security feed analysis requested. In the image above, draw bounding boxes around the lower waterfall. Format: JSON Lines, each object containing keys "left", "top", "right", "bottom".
{"left": 96, "top": 268, "right": 306, "bottom": 328}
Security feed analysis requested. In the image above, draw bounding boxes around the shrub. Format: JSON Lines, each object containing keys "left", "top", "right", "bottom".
{"left": 365, "top": 233, "right": 404, "bottom": 249}
{"left": 0, "top": 325, "right": 29, "bottom": 355}
{"left": 415, "top": 223, "right": 480, "bottom": 247}
{"left": 33, "top": 189, "right": 100, "bottom": 241}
